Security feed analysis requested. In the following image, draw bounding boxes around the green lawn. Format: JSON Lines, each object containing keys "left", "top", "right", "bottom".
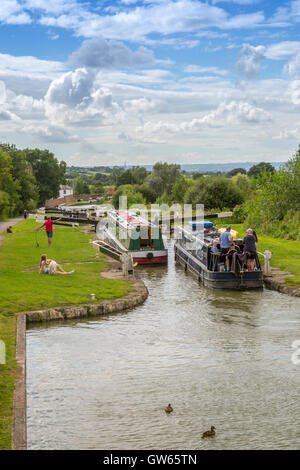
{"left": 0, "top": 316, "right": 16, "bottom": 450}
{"left": 219, "top": 222, "right": 300, "bottom": 286}
{"left": 0, "top": 218, "right": 131, "bottom": 450}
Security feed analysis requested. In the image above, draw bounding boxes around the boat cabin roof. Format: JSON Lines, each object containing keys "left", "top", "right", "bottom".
{"left": 108, "top": 210, "right": 157, "bottom": 230}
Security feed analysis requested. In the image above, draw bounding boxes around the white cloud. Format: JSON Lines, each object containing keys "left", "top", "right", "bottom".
{"left": 123, "top": 97, "right": 165, "bottom": 114}
{"left": 24, "top": 0, "right": 77, "bottom": 15}
{"left": 0, "top": 110, "right": 14, "bottom": 120}
{"left": 265, "top": 41, "right": 300, "bottom": 60}
{"left": 20, "top": 124, "right": 80, "bottom": 143}
{"left": 275, "top": 121, "right": 300, "bottom": 140}
{"left": 234, "top": 41, "right": 300, "bottom": 79}
{"left": 69, "top": 37, "right": 155, "bottom": 69}
{"left": 0, "top": 52, "right": 66, "bottom": 98}
{"left": 213, "top": 0, "right": 260, "bottom": 3}
{"left": 39, "top": 0, "right": 265, "bottom": 41}
{"left": 0, "top": 52, "right": 66, "bottom": 77}
{"left": 184, "top": 65, "right": 228, "bottom": 76}
{"left": 45, "top": 68, "right": 122, "bottom": 126}
{"left": 0, "top": 0, "right": 31, "bottom": 25}
{"left": 123, "top": 100, "right": 271, "bottom": 142}
{"left": 235, "top": 44, "right": 265, "bottom": 78}
{"left": 289, "top": 80, "right": 300, "bottom": 104}
{"left": 270, "top": 0, "right": 300, "bottom": 25}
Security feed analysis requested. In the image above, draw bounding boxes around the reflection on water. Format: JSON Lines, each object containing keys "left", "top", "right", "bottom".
{"left": 27, "top": 242, "right": 300, "bottom": 450}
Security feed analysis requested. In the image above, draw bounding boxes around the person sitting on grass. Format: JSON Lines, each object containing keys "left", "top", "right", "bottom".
{"left": 39, "top": 254, "right": 74, "bottom": 275}
{"left": 6, "top": 226, "right": 13, "bottom": 233}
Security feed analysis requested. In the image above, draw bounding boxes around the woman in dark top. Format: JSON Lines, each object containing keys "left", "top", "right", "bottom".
{"left": 243, "top": 228, "right": 257, "bottom": 271}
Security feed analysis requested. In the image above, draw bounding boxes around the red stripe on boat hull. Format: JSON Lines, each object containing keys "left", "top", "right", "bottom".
{"left": 133, "top": 256, "right": 168, "bottom": 265}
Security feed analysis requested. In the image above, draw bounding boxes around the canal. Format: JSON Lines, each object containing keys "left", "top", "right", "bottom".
{"left": 27, "top": 243, "right": 300, "bottom": 449}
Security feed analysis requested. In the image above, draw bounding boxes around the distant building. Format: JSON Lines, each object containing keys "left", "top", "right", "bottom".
{"left": 105, "top": 187, "right": 114, "bottom": 199}
{"left": 59, "top": 185, "right": 73, "bottom": 198}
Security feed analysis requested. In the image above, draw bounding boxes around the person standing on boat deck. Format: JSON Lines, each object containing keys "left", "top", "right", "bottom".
{"left": 243, "top": 228, "right": 257, "bottom": 271}
{"left": 36, "top": 216, "right": 62, "bottom": 247}
{"left": 253, "top": 229, "right": 258, "bottom": 249}
{"left": 211, "top": 240, "right": 220, "bottom": 254}
{"left": 219, "top": 226, "right": 233, "bottom": 254}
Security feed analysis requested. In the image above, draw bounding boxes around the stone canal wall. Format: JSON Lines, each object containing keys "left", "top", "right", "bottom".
{"left": 263, "top": 271, "right": 300, "bottom": 297}
{"left": 26, "top": 280, "right": 148, "bottom": 323}
{"left": 12, "top": 314, "right": 27, "bottom": 450}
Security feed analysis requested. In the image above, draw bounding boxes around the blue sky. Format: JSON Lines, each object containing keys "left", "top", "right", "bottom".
{"left": 0, "top": 0, "right": 300, "bottom": 166}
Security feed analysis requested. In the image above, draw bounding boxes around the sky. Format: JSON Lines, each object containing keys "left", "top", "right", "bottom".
{"left": 0, "top": 0, "right": 300, "bottom": 166}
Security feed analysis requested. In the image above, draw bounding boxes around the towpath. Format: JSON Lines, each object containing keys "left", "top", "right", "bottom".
{"left": 0, "top": 218, "right": 22, "bottom": 246}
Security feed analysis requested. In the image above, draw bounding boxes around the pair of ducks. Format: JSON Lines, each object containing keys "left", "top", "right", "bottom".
{"left": 164, "top": 404, "right": 216, "bottom": 438}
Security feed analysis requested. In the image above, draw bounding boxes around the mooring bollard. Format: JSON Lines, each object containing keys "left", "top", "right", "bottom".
{"left": 121, "top": 253, "right": 134, "bottom": 279}
{"left": 263, "top": 250, "right": 272, "bottom": 275}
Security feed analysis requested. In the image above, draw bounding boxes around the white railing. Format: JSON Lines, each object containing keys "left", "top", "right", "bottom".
{"left": 257, "top": 250, "right": 272, "bottom": 275}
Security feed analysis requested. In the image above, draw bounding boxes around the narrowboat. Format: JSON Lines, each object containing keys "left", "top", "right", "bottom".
{"left": 174, "top": 222, "right": 263, "bottom": 290}
{"left": 96, "top": 210, "right": 168, "bottom": 265}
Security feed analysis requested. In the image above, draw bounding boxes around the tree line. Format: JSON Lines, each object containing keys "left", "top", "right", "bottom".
{"left": 0, "top": 143, "right": 66, "bottom": 220}
{"left": 2, "top": 141, "right": 298, "bottom": 241}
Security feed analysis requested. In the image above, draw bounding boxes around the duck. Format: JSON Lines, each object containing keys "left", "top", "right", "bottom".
{"left": 202, "top": 426, "right": 216, "bottom": 438}
{"left": 164, "top": 404, "right": 173, "bottom": 413}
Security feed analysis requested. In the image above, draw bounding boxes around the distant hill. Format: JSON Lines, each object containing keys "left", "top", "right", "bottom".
{"left": 142, "top": 162, "right": 286, "bottom": 173}
{"left": 67, "top": 162, "right": 286, "bottom": 173}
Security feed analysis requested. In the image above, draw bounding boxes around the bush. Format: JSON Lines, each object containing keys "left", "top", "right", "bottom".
{"left": 184, "top": 176, "right": 244, "bottom": 210}
{"left": 232, "top": 204, "right": 247, "bottom": 223}
{"left": 112, "top": 185, "right": 146, "bottom": 208}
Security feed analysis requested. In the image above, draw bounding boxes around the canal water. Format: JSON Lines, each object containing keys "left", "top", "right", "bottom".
{"left": 27, "top": 243, "right": 300, "bottom": 450}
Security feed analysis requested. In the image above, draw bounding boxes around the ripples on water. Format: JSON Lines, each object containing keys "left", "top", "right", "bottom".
{"left": 27, "top": 243, "right": 300, "bottom": 449}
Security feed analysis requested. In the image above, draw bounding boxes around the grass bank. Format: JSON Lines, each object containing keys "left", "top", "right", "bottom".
{"left": 0, "top": 218, "right": 131, "bottom": 450}
{"left": 217, "top": 220, "right": 300, "bottom": 286}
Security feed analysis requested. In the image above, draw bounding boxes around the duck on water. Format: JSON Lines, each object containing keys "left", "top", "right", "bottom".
{"left": 174, "top": 221, "right": 263, "bottom": 290}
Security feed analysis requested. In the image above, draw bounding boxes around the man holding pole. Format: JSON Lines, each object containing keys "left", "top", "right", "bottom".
{"left": 37, "top": 216, "right": 62, "bottom": 247}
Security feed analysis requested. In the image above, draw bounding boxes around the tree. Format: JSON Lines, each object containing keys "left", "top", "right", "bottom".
{"left": 74, "top": 176, "right": 90, "bottom": 195}
{"left": 247, "top": 162, "right": 275, "bottom": 179}
{"left": 0, "top": 144, "right": 38, "bottom": 212}
{"left": 244, "top": 147, "right": 300, "bottom": 238}
{"left": 112, "top": 185, "right": 146, "bottom": 208}
{"left": 0, "top": 190, "right": 10, "bottom": 220}
{"left": 192, "top": 172, "right": 203, "bottom": 180}
{"left": 0, "top": 149, "right": 20, "bottom": 217}
{"left": 184, "top": 176, "right": 244, "bottom": 210}
{"left": 91, "top": 181, "right": 105, "bottom": 194}
{"left": 24, "top": 148, "right": 66, "bottom": 204}
{"left": 227, "top": 168, "right": 246, "bottom": 177}
{"left": 135, "top": 184, "right": 157, "bottom": 203}
{"left": 171, "top": 175, "right": 188, "bottom": 203}
{"left": 231, "top": 173, "right": 255, "bottom": 197}
{"left": 131, "top": 166, "right": 148, "bottom": 185}
{"left": 145, "top": 162, "right": 181, "bottom": 196}
{"left": 116, "top": 169, "right": 135, "bottom": 187}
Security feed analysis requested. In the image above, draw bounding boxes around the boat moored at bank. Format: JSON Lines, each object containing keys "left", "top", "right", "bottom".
{"left": 174, "top": 221, "right": 263, "bottom": 290}
{"left": 96, "top": 210, "right": 168, "bottom": 265}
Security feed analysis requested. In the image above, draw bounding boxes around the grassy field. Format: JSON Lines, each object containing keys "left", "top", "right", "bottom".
{"left": 0, "top": 218, "right": 131, "bottom": 450}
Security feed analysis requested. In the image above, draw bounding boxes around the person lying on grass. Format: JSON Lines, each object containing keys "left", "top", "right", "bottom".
{"left": 39, "top": 254, "right": 74, "bottom": 275}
